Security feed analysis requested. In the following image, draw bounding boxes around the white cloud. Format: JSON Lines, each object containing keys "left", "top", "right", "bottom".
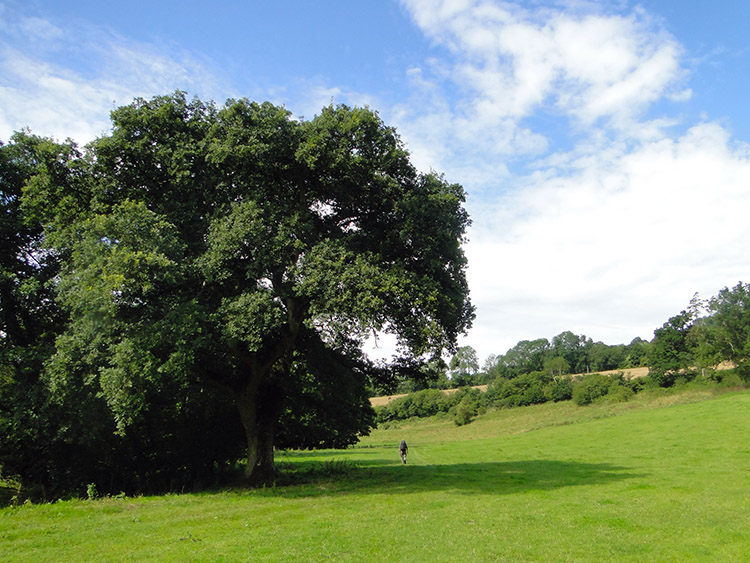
{"left": 0, "top": 49, "right": 116, "bottom": 142}
{"left": 17, "top": 15, "right": 65, "bottom": 43}
{"left": 396, "top": 1, "right": 747, "bottom": 363}
{"left": 0, "top": 10, "right": 229, "bottom": 144}
{"left": 398, "top": 0, "right": 688, "bottom": 157}
{"left": 415, "top": 1, "right": 685, "bottom": 119}
{"left": 463, "top": 121, "right": 750, "bottom": 359}
{"left": 2, "top": 0, "right": 744, "bottom": 372}
{"left": 292, "top": 80, "right": 383, "bottom": 122}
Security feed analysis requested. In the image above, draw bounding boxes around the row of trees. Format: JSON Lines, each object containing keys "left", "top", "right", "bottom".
{"left": 377, "top": 283, "right": 750, "bottom": 426}
{"left": 380, "top": 332, "right": 650, "bottom": 395}
{"left": 426, "top": 285, "right": 750, "bottom": 392}
{"left": 484, "top": 283, "right": 750, "bottom": 388}
{"left": 0, "top": 92, "right": 474, "bottom": 498}
{"left": 487, "top": 332, "right": 650, "bottom": 379}
{"left": 649, "top": 286, "right": 750, "bottom": 385}
{"left": 375, "top": 371, "right": 640, "bottom": 426}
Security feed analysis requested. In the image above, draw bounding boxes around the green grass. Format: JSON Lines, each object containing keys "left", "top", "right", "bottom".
{"left": 3, "top": 387, "right": 750, "bottom": 561}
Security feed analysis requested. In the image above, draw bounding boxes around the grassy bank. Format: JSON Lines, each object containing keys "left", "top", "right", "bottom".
{"left": 2, "top": 387, "right": 749, "bottom": 561}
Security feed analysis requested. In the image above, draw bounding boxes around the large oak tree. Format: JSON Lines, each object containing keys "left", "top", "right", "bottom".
{"left": 25, "top": 92, "right": 474, "bottom": 481}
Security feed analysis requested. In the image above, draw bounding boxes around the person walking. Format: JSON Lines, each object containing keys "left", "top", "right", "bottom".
{"left": 399, "top": 439, "right": 408, "bottom": 464}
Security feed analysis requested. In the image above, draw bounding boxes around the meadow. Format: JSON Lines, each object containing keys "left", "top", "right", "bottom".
{"left": 2, "top": 386, "right": 749, "bottom": 561}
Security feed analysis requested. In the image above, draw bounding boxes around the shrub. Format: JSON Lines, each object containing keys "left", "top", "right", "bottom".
{"left": 446, "top": 387, "right": 488, "bottom": 425}
{"left": 648, "top": 368, "right": 699, "bottom": 388}
{"left": 451, "top": 397, "right": 477, "bottom": 426}
{"left": 572, "top": 373, "right": 611, "bottom": 406}
{"left": 486, "top": 379, "right": 521, "bottom": 405}
{"left": 717, "top": 371, "right": 745, "bottom": 388}
{"left": 376, "top": 388, "right": 461, "bottom": 423}
{"left": 606, "top": 382, "right": 635, "bottom": 403}
{"left": 375, "top": 389, "right": 448, "bottom": 422}
{"left": 519, "top": 384, "right": 546, "bottom": 406}
{"left": 487, "top": 371, "right": 552, "bottom": 408}
{"left": 544, "top": 378, "right": 573, "bottom": 402}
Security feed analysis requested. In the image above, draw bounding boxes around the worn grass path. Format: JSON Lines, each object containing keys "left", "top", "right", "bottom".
{"left": 2, "top": 388, "right": 750, "bottom": 561}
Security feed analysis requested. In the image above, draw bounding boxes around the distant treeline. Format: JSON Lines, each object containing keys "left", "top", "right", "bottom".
{"left": 375, "top": 371, "right": 638, "bottom": 426}
{"left": 375, "top": 282, "right": 750, "bottom": 425}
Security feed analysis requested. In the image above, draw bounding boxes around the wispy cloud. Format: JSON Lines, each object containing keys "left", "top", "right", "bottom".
{"left": 398, "top": 0, "right": 689, "bottom": 155}
{"left": 0, "top": 6, "right": 229, "bottom": 143}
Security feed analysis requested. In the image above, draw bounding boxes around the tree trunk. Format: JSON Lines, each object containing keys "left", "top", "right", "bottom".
{"left": 254, "top": 380, "right": 285, "bottom": 482}
{"left": 257, "top": 420, "right": 276, "bottom": 481}
{"left": 235, "top": 372, "right": 284, "bottom": 483}
{"left": 233, "top": 297, "right": 306, "bottom": 483}
{"left": 235, "top": 374, "right": 262, "bottom": 481}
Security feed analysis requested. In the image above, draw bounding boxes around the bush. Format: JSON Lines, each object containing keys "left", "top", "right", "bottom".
{"left": 544, "top": 378, "right": 573, "bottom": 402}
{"left": 375, "top": 387, "right": 482, "bottom": 424}
{"left": 486, "top": 371, "right": 552, "bottom": 409}
{"left": 451, "top": 401, "right": 475, "bottom": 426}
{"left": 629, "top": 376, "right": 654, "bottom": 393}
{"left": 606, "top": 381, "right": 635, "bottom": 403}
{"left": 450, "top": 396, "right": 480, "bottom": 426}
{"left": 444, "top": 387, "right": 488, "bottom": 426}
{"left": 486, "top": 379, "right": 520, "bottom": 405}
{"left": 375, "top": 388, "right": 449, "bottom": 423}
{"left": 572, "top": 373, "right": 611, "bottom": 406}
{"left": 647, "top": 368, "right": 699, "bottom": 388}
{"left": 519, "top": 384, "right": 546, "bottom": 406}
{"left": 716, "top": 371, "right": 745, "bottom": 388}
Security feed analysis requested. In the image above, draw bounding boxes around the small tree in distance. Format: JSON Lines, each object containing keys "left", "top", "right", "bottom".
{"left": 449, "top": 346, "right": 479, "bottom": 387}
{"left": 648, "top": 309, "right": 697, "bottom": 386}
{"left": 699, "top": 282, "right": 750, "bottom": 380}
{"left": 544, "top": 356, "right": 570, "bottom": 378}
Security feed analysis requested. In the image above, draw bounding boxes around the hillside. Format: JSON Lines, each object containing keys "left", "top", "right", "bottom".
{"left": 369, "top": 366, "right": 651, "bottom": 407}
{"left": 4, "top": 386, "right": 749, "bottom": 561}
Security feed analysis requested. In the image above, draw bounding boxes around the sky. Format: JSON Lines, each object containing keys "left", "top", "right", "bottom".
{"left": 2, "top": 0, "right": 750, "bottom": 364}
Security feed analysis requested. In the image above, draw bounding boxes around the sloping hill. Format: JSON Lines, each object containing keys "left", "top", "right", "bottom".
{"left": 369, "top": 366, "right": 651, "bottom": 407}
{"left": 5, "top": 387, "right": 749, "bottom": 561}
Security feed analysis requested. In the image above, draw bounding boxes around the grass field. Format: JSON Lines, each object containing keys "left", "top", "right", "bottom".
{"left": 2, "top": 386, "right": 749, "bottom": 561}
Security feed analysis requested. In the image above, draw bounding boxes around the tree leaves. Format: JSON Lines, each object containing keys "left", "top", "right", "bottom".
{"left": 5, "top": 92, "right": 474, "bottom": 487}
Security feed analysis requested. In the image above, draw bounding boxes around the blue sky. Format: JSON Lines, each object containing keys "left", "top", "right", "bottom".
{"left": 2, "top": 0, "right": 750, "bottom": 363}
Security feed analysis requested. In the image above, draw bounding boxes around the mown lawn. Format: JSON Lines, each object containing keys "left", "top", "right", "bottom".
{"left": 2, "top": 388, "right": 749, "bottom": 561}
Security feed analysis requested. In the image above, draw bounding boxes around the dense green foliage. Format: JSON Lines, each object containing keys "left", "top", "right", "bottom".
{"left": 380, "top": 282, "right": 750, "bottom": 417}
{"left": 0, "top": 134, "right": 252, "bottom": 496}
{"left": 0, "top": 92, "right": 473, "bottom": 496}
{"left": 376, "top": 282, "right": 750, "bottom": 427}
{"left": 375, "top": 386, "right": 486, "bottom": 426}
{"left": 381, "top": 331, "right": 651, "bottom": 395}
{"left": 488, "top": 332, "right": 649, "bottom": 380}
{"left": 0, "top": 135, "right": 69, "bottom": 495}
{"left": 447, "top": 345, "right": 479, "bottom": 386}
{"left": 700, "top": 283, "right": 750, "bottom": 378}
{"left": 648, "top": 284, "right": 750, "bottom": 387}
{"left": 378, "top": 283, "right": 750, "bottom": 424}
{"left": 377, "top": 369, "right": 642, "bottom": 425}
{"left": 649, "top": 310, "right": 697, "bottom": 386}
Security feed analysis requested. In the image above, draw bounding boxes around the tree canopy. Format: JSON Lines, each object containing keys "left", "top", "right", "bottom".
{"left": 4, "top": 92, "right": 473, "bottom": 488}
{"left": 448, "top": 345, "right": 479, "bottom": 386}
